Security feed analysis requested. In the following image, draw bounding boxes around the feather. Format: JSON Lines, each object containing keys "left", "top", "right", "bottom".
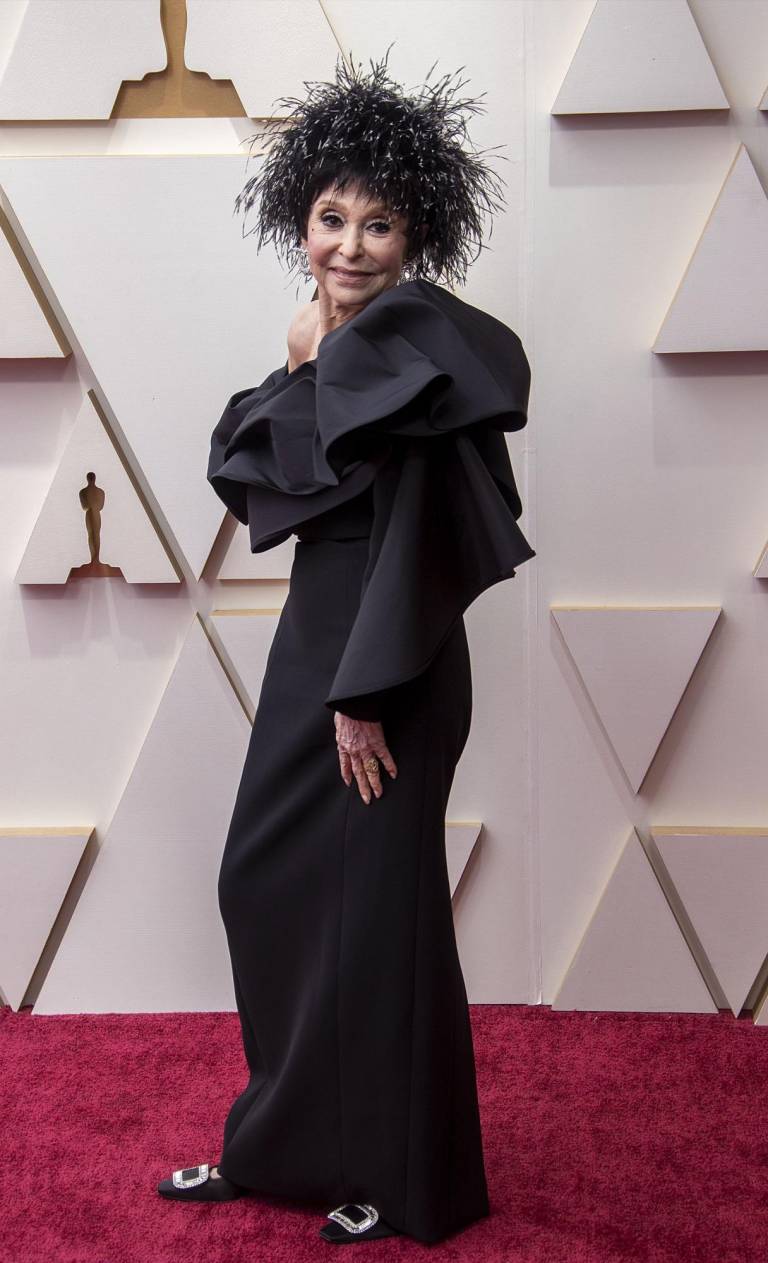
{"left": 232, "top": 45, "right": 507, "bottom": 291}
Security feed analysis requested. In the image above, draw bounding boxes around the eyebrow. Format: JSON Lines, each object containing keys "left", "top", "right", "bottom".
{"left": 316, "top": 198, "right": 392, "bottom": 216}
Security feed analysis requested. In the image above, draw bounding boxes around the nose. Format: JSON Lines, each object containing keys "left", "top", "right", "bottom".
{"left": 337, "top": 221, "right": 365, "bottom": 260}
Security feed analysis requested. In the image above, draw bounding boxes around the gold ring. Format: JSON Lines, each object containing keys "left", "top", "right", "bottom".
{"left": 363, "top": 756, "right": 379, "bottom": 775}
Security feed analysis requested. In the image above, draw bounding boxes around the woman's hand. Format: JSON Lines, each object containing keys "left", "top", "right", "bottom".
{"left": 334, "top": 712, "right": 398, "bottom": 804}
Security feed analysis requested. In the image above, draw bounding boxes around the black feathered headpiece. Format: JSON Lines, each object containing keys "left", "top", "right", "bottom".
{"left": 233, "top": 45, "right": 508, "bottom": 290}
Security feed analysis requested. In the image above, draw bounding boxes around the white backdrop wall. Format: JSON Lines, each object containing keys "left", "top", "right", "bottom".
{"left": 1, "top": 0, "right": 767, "bottom": 1016}
{"left": 532, "top": 0, "right": 768, "bottom": 1008}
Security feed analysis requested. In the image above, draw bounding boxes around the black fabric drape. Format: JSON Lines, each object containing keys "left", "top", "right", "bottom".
{"left": 208, "top": 277, "right": 536, "bottom": 718}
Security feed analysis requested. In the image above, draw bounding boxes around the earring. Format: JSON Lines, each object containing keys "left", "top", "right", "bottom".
{"left": 399, "top": 259, "right": 416, "bottom": 285}
{"left": 297, "top": 247, "right": 312, "bottom": 281}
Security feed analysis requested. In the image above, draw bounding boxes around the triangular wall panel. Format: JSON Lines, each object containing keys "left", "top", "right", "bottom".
{"left": 653, "top": 146, "right": 768, "bottom": 353}
{"left": 446, "top": 822, "right": 482, "bottom": 897}
{"left": 0, "top": 227, "right": 66, "bottom": 357}
{"left": 15, "top": 392, "right": 178, "bottom": 585}
{"left": 752, "top": 982, "right": 768, "bottom": 1025}
{"left": 552, "top": 605, "right": 720, "bottom": 792}
{"left": 653, "top": 826, "right": 768, "bottom": 1017}
{"left": 34, "top": 616, "right": 253, "bottom": 1013}
{"left": 211, "top": 608, "right": 281, "bottom": 714}
{"left": 0, "top": 828, "right": 90, "bottom": 1010}
{"left": 753, "top": 538, "right": 768, "bottom": 579}
{"left": 553, "top": 829, "right": 717, "bottom": 1013}
{"left": 552, "top": 0, "right": 728, "bottom": 115}
{"left": 0, "top": 154, "right": 299, "bottom": 580}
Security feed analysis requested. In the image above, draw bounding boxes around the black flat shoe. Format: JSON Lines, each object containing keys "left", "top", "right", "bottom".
{"left": 157, "top": 1162, "right": 245, "bottom": 1202}
{"left": 319, "top": 1203, "right": 401, "bottom": 1243}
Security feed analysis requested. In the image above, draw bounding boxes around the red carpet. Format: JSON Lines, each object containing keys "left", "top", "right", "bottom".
{"left": 2, "top": 1003, "right": 765, "bottom": 1262}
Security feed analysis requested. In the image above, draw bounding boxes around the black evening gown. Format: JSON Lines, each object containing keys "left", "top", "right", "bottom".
{"left": 207, "top": 279, "right": 536, "bottom": 1244}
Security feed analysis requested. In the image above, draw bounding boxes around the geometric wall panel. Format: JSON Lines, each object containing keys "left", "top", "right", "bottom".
{"left": 210, "top": 608, "right": 281, "bottom": 715}
{"left": 653, "top": 146, "right": 768, "bottom": 353}
{"left": 15, "top": 392, "right": 179, "bottom": 585}
{"left": 0, "top": 227, "right": 65, "bottom": 357}
{"left": 217, "top": 525, "right": 295, "bottom": 583}
{"left": 184, "top": 0, "right": 339, "bottom": 118}
{"left": 653, "top": 826, "right": 768, "bottom": 1017}
{"left": 0, "top": 1, "right": 166, "bottom": 120}
{"left": 0, "top": 154, "right": 299, "bottom": 581}
{"left": 552, "top": 829, "right": 717, "bottom": 1013}
{"left": 551, "top": 0, "right": 728, "bottom": 115}
{"left": 551, "top": 605, "right": 721, "bottom": 793}
{"left": 753, "top": 537, "right": 768, "bottom": 579}
{"left": 752, "top": 979, "right": 768, "bottom": 1026}
{"left": 446, "top": 821, "right": 482, "bottom": 898}
{"left": 33, "top": 615, "right": 251, "bottom": 1013}
{"left": 0, "top": 828, "right": 90, "bottom": 1010}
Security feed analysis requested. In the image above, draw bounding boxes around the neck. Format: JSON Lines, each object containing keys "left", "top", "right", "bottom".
{"left": 315, "top": 289, "right": 367, "bottom": 338}
{"left": 314, "top": 279, "right": 398, "bottom": 339}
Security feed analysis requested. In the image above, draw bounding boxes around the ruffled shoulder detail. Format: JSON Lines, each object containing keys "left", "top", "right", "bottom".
{"left": 207, "top": 278, "right": 531, "bottom": 548}
{"left": 313, "top": 277, "right": 530, "bottom": 456}
{"left": 206, "top": 279, "right": 536, "bottom": 717}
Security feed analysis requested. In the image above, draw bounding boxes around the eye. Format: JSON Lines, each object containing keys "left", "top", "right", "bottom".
{"left": 318, "top": 212, "right": 392, "bottom": 232}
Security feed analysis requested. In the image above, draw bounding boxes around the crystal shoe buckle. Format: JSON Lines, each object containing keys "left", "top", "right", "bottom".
{"left": 172, "top": 1163, "right": 210, "bottom": 1189}
{"left": 327, "top": 1203, "right": 379, "bottom": 1233}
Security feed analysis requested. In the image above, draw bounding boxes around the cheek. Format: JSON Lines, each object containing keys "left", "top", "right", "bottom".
{"left": 371, "top": 235, "right": 408, "bottom": 268}
{"left": 306, "top": 230, "right": 335, "bottom": 263}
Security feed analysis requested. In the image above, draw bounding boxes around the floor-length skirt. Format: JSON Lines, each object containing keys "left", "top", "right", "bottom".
{"left": 216, "top": 535, "right": 490, "bottom": 1244}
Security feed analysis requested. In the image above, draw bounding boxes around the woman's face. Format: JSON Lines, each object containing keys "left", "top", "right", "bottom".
{"left": 300, "top": 180, "right": 411, "bottom": 305}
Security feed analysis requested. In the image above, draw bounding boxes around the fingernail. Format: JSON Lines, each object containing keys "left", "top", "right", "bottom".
{"left": 364, "top": 795, "right": 370, "bottom": 805}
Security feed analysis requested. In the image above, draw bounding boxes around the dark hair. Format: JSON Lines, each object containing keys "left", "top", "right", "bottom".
{"left": 233, "top": 46, "right": 508, "bottom": 289}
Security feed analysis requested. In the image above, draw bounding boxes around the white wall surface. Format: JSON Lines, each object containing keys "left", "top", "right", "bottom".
{"left": 3, "top": 0, "right": 768, "bottom": 1015}
{"left": 531, "top": 0, "right": 768, "bottom": 1004}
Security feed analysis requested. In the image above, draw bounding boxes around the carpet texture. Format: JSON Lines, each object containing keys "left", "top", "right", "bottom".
{"left": 1, "top": 1004, "right": 765, "bottom": 1262}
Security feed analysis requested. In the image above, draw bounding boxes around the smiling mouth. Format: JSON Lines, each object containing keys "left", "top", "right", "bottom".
{"left": 331, "top": 267, "right": 372, "bottom": 277}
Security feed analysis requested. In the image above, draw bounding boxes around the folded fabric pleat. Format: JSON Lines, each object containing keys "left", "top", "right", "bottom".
{"left": 207, "top": 277, "right": 536, "bottom": 715}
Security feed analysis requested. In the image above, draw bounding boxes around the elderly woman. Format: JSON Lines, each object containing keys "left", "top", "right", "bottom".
{"left": 158, "top": 52, "right": 535, "bottom": 1245}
